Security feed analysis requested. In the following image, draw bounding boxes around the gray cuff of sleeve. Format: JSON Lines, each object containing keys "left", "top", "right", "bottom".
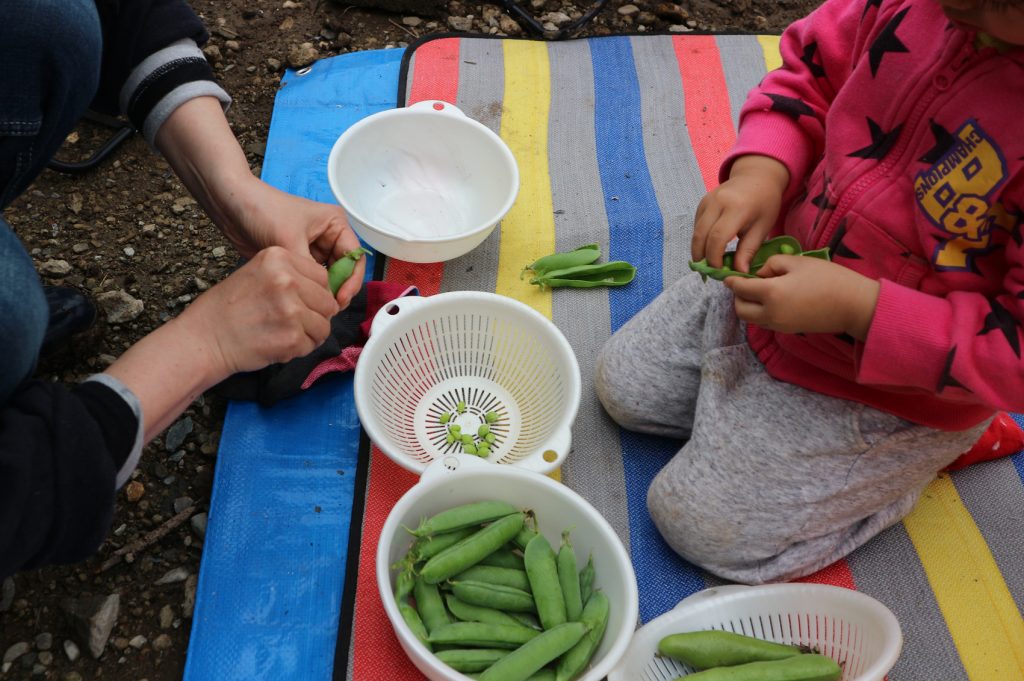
{"left": 119, "top": 38, "right": 232, "bottom": 147}
{"left": 84, "top": 374, "right": 145, "bottom": 490}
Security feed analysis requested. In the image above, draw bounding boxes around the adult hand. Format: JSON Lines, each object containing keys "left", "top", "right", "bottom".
{"left": 692, "top": 155, "right": 789, "bottom": 271}
{"left": 181, "top": 245, "right": 340, "bottom": 376}
{"left": 220, "top": 177, "right": 367, "bottom": 308}
{"left": 724, "top": 255, "right": 880, "bottom": 340}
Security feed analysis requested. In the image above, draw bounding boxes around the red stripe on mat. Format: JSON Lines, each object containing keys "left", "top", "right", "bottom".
{"left": 671, "top": 35, "right": 736, "bottom": 191}
{"left": 796, "top": 559, "right": 857, "bottom": 589}
{"left": 351, "top": 37, "right": 462, "bottom": 679}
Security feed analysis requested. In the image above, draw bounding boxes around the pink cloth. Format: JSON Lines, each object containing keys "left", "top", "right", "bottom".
{"left": 301, "top": 282, "right": 418, "bottom": 389}
{"left": 722, "top": 0, "right": 1024, "bottom": 430}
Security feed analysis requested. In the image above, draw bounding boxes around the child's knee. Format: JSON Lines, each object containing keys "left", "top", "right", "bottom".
{"left": 594, "top": 338, "right": 647, "bottom": 430}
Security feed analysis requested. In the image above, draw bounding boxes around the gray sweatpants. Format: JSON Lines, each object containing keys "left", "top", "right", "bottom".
{"left": 594, "top": 272, "right": 989, "bottom": 584}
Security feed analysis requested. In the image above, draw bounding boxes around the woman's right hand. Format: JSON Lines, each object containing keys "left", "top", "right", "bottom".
{"left": 182, "top": 246, "right": 339, "bottom": 377}
{"left": 691, "top": 154, "right": 790, "bottom": 273}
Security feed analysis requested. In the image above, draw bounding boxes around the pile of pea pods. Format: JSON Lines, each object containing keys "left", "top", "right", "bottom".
{"left": 522, "top": 243, "right": 636, "bottom": 290}
{"left": 392, "top": 500, "right": 609, "bottom": 681}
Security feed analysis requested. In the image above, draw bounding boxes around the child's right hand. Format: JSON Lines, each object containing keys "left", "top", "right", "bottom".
{"left": 181, "top": 246, "right": 340, "bottom": 377}
{"left": 692, "top": 155, "right": 790, "bottom": 273}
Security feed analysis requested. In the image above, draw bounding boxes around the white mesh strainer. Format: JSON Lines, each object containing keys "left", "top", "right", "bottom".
{"left": 354, "top": 291, "right": 581, "bottom": 474}
{"left": 608, "top": 584, "right": 902, "bottom": 681}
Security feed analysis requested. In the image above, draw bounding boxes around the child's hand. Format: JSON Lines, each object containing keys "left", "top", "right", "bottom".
{"left": 181, "top": 246, "right": 340, "bottom": 376}
{"left": 724, "top": 255, "right": 880, "bottom": 340}
{"left": 692, "top": 155, "right": 789, "bottom": 272}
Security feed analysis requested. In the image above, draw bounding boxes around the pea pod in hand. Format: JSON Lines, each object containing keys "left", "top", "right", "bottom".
{"left": 327, "top": 247, "right": 372, "bottom": 295}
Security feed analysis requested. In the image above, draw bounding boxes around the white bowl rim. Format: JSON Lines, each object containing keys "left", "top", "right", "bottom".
{"left": 327, "top": 103, "right": 520, "bottom": 245}
{"left": 376, "top": 456, "right": 640, "bottom": 681}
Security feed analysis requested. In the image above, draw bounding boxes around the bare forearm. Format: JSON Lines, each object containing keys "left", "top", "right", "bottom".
{"left": 154, "top": 96, "right": 257, "bottom": 239}
{"left": 103, "top": 316, "right": 223, "bottom": 444}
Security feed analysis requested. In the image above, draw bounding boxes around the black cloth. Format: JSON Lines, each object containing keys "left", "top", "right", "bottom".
{"left": 0, "top": 380, "right": 136, "bottom": 579}
{"left": 215, "top": 289, "right": 370, "bottom": 407}
{"left": 92, "top": 0, "right": 216, "bottom": 130}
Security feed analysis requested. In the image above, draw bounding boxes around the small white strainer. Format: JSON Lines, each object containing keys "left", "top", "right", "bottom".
{"left": 354, "top": 291, "right": 581, "bottom": 474}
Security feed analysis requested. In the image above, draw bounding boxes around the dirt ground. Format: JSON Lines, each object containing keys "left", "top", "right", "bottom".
{"left": 0, "top": 0, "right": 822, "bottom": 679}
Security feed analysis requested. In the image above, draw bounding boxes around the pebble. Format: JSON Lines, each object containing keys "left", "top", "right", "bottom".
{"left": 225, "top": 40, "right": 241, "bottom": 51}
{"left": 125, "top": 480, "right": 145, "bottom": 502}
{"left": 1, "top": 577, "right": 14, "bottom": 612}
{"left": 129, "top": 635, "right": 147, "bottom": 649}
{"left": 152, "top": 634, "right": 173, "bottom": 651}
{"left": 123, "top": 246, "right": 135, "bottom": 256}
{"left": 190, "top": 512, "right": 208, "bottom": 540}
{"left": 3, "top": 642, "right": 29, "bottom": 665}
{"left": 286, "top": 42, "right": 319, "bottom": 69}
{"left": 211, "top": 246, "right": 227, "bottom": 258}
{"left": 401, "top": 16, "right": 422, "bottom": 26}
{"left": 39, "top": 259, "right": 72, "bottom": 276}
{"left": 37, "top": 652, "right": 52, "bottom": 666}
{"left": 155, "top": 567, "right": 190, "bottom": 585}
{"left": 72, "top": 242, "right": 90, "bottom": 253}
{"left": 63, "top": 673, "right": 83, "bottom": 681}
{"left": 165, "top": 416, "right": 194, "bottom": 452}
{"left": 97, "top": 289, "right": 144, "bottom": 323}
{"left": 618, "top": 3, "right": 640, "bottom": 13}
{"left": 63, "top": 640, "right": 80, "bottom": 663}
{"left": 266, "top": 57, "right": 282, "bottom": 72}
{"left": 183, "top": 575, "right": 198, "bottom": 619}
{"left": 173, "top": 496, "right": 195, "bottom": 514}
{"left": 447, "top": 15, "right": 473, "bottom": 31}
{"left": 34, "top": 633, "right": 52, "bottom": 651}
{"left": 159, "top": 605, "right": 175, "bottom": 629}
{"left": 62, "top": 593, "right": 119, "bottom": 658}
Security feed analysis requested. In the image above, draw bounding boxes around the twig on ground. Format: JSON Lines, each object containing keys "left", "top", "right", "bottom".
{"left": 388, "top": 18, "right": 419, "bottom": 39}
{"left": 96, "top": 504, "right": 195, "bottom": 573}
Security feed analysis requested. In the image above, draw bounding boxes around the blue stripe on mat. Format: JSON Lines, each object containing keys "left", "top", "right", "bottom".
{"left": 184, "top": 48, "right": 403, "bottom": 681}
{"left": 591, "top": 36, "right": 706, "bottom": 623}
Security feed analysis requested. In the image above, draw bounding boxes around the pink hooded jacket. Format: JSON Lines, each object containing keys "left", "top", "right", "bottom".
{"left": 722, "top": 0, "right": 1024, "bottom": 430}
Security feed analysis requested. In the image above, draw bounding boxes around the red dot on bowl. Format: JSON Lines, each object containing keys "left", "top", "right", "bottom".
{"left": 432, "top": 102, "right": 444, "bottom": 111}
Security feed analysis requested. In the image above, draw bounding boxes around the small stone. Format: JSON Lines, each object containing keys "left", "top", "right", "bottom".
{"left": 128, "top": 635, "right": 147, "bottom": 649}
{"left": 63, "top": 640, "right": 80, "bottom": 662}
{"left": 165, "top": 416, "right": 193, "bottom": 452}
{"left": 266, "top": 57, "right": 282, "bottom": 72}
{"left": 1, "top": 577, "right": 14, "bottom": 612}
{"left": 72, "top": 242, "right": 90, "bottom": 253}
{"left": 37, "top": 652, "right": 52, "bottom": 666}
{"left": 155, "top": 567, "right": 190, "bottom": 585}
{"left": 61, "top": 593, "right": 119, "bottom": 659}
{"left": 3, "top": 642, "right": 30, "bottom": 665}
{"left": 190, "top": 513, "right": 208, "bottom": 540}
{"left": 34, "top": 633, "right": 52, "bottom": 651}
{"left": 32, "top": 663, "right": 46, "bottom": 676}
{"left": 96, "top": 289, "right": 144, "bottom": 323}
{"left": 617, "top": 3, "right": 640, "bottom": 14}
{"left": 112, "top": 637, "right": 129, "bottom": 651}
{"left": 286, "top": 42, "right": 319, "bottom": 69}
{"left": 63, "top": 673, "right": 83, "bottom": 681}
{"left": 39, "top": 259, "right": 73, "bottom": 276}
{"left": 152, "top": 634, "right": 173, "bottom": 651}
{"left": 447, "top": 15, "right": 473, "bottom": 31}
{"left": 202, "top": 44, "right": 223, "bottom": 63}
{"left": 668, "top": 23, "right": 693, "bottom": 32}
{"left": 224, "top": 40, "right": 241, "bottom": 51}
{"left": 498, "top": 15, "right": 521, "bottom": 34}
{"left": 173, "top": 496, "right": 194, "bottom": 514}
{"left": 401, "top": 16, "right": 422, "bottom": 26}
{"left": 68, "top": 193, "right": 83, "bottom": 214}
{"left": 123, "top": 246, "right": 135, "bottom": 257}
{"left": 282, "top": 0, "right": 301, "bottom": 7}
{"left": 125, "top": 480, "right": 145, "bottom": 502}
{"left": 159, "top": 605, "right": 174, "bottom": 629}
{"left": 211, "top": 246, "right": 227, "bottom": 258}
{"left": 182, "top": 575, "right": 197, "bottom": 619}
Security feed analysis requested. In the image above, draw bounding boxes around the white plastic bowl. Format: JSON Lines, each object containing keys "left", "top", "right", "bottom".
{"left": 354, "top": 291, "right": 582, "bottom": 475}
{"left": 377, "top": 455, "right": 640, "bottom": 681}
{"left": 608, "top": 584, "right": 903, "bottom": 681}
{"left": 327, "top": 100, "right": 519, "bottom": 263}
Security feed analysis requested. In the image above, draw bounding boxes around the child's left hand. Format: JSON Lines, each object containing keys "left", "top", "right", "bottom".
{"left": 724, "top": 255, "right": 880, "bottom": 340}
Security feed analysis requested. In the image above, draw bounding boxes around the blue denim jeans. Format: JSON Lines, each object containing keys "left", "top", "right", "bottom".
{"left": 0, "top": 0, "right": 102, "bottom": 401}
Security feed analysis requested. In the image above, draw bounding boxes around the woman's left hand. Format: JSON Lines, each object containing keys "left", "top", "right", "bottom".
{"left": 223, "top": 177, "right": 366, "bottom": 308}
{"left": 724, "top": 255, "right": 880, "bottom": 340}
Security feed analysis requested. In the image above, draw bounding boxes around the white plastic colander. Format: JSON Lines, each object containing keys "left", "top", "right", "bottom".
{"left": 354, "top": 291, "right": 582, "bottom": 474}
{"left": 608, "top": 584, "right": 903, "bottom": 681}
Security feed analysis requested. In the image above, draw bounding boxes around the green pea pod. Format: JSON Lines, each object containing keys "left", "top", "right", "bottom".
{"left": 556, "top": 531, "right": 583, "bottom": 622}
{"left": 531, "top": 261, "right": 637, "bottom": 290}
{"left": 688, "top": 258, "right": 757, "bottom": 282}
{"left": 524, "top": 534, "right": 567, "bottom": 630}
{"left": 750, "top": 236, "right": 803, "bottom": 272}
{"left": 450, "top": 580, "right": 537, "bottom": 613}
{"left": 435, "top": 648, "right": 511, "bottom": 673}
{"left": 555, "top": 591, "right": 609, "bottom": 681}
{"left": 478, "top": 621, "right": 589, "bottom": 681}
{"left": 801, "top": 247, "right": 831, "bottom": 261}
{"left": 427, "top": 621, "right": 540, "bottom": 649}
{"left": 677, "top": 653, "right": 842, "bottom": 681}
{"left": 410, "top": 526, "right": 477, "bottom": 562}
{"left": 513, "top": 525, "right": 539, "bottom": 552}
{"left": 398, "top": 599, "right": 432, "bottom": 651}
{"left": 521, "top": 243, "right": 601, "bottom": 280}
{"left": 456, "top": 565, "right": 533, "bottom": 593}
{"left": 411, "top": 501, "right": 520, "bottom": 538}
{"left": 393, "top": 559, "right": 417, "bottom": 601}
{"left": 445, "top": 594, "right": 523, "bottom": 627}
{"left": 478, "top": 546, "right": 525, "bottom": 571}
{"left": 327, "top": 247, "right": 372, "bottom": 295}
{"left": 420, "top": 513, "right": 525, "bottom": 584}
{"left": 658, "top": 630, "right": 802, "bottom": 669}
{"left": 414, "top": 575, "right": 452, "bottom": 634}
{"left": 578, "top": 554, "right": 595, "bottom": 606}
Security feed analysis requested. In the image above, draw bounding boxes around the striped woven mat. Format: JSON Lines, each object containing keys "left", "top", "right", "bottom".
{"left": 342, "top": 35, "right": 1024, "bottom": 680}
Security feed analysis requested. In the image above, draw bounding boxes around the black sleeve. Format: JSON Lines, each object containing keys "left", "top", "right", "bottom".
{"left": 91, "top": 0, "right": 214, "bottom": 117}
{"left": 0, "top": 379, "right": 137, "bottom": 578}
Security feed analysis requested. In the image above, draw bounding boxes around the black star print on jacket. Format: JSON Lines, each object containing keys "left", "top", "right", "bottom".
{"left": 862, "top": 0, "right": 883, "bottom": 20}
{"left": 978, "top": 298, "right": 1022, "bottom": 358}
{"left": 848, "top": 117, "right": 902, "bottom": 159}
{"left": 766, "top": 93, "right": 815, "bottom": 120}
{"left": 826, "top": 218, "right": 862, "bottom": 259}
{"left": 937, "top": 346, "right": 970, "bottom": 393}
{"left": 800, "top": 43, "right": 827, "bottom": 79}
{"left": 868, "top": 7, "right": 911, "bottom": 77}
{"left": 919, "top": 120, "right": 956, "bottom": 164}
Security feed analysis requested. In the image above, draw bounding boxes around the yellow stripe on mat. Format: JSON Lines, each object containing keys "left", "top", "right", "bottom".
{"left": 496, "top": 41, "right": 560, "bottom": 482}
{"left": 903, "top": 473, "right": 1024, "bottom": 680}
{"left": 756, "top": 35, "right": 783, "bottom": 72}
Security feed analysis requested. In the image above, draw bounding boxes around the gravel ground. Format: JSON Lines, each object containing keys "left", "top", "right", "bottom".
{"left": 0, "top": 0, "right": 821, "bottom": 678}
